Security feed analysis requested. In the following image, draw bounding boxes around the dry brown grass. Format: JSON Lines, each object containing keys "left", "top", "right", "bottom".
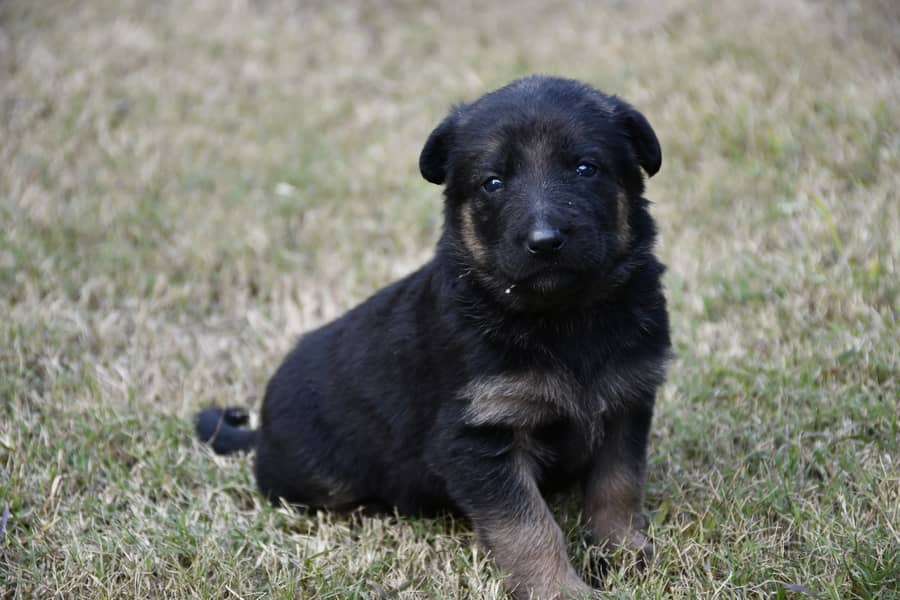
{"left": 1, "top": 0, "right": 897, "bottom": 598}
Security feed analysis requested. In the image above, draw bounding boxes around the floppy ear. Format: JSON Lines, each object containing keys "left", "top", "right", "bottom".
{"left": 419, "top": 107, "right": 462, "bottom": 185}
{"left": 620, "top": 105, "right": 662, "bottom": 178}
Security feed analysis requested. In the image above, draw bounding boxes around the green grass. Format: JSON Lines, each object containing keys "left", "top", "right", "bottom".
{"left": 1, "top": 0, "right": 898, "bottom": 597}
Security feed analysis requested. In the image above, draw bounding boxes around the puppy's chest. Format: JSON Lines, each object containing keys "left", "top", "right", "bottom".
{"left": 461, "top": 370, "right": 590, "bottom": 429}
{"left": 459, "top": 359, "right": 656, "bottom": 429}
{"left": 457, "top": 370, "right": 600, "bottom": 481}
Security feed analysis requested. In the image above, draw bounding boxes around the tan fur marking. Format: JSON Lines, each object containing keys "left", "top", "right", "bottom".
{"left": 616, "top": 189, "right": 632, "bottom": 251}
{"left": 460, "top": 202, "right": 487, "bottom": 263}
{"left": 461, "top": 371, "right": 584, "bottom": 427}
{"left": 585, "top": 463, "right": 651, "bottom": 557}
{"left": 481, "top": 474, "right": 593, "bottom": 599}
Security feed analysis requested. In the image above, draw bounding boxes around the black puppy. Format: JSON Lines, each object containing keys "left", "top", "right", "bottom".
{"left": 197, "top": 75, "right": 670, "bottom": 599}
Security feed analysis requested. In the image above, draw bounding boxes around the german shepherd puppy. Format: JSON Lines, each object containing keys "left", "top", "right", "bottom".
{"left": 196, "top": 75, "right": 670, "bottom": 599}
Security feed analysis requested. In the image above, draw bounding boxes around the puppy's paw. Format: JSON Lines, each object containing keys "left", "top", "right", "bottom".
{"left": 586, "top": 524, "right": 655, "bottom": 583}
{"left": 520, "top": 580, "right": 597, "bottom": 600}
{"left": 624, "top": 528, "right": 654, "bottom": 571}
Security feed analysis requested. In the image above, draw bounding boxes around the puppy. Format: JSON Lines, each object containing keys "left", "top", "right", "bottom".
{"left": 197, "top": 75, "right": 670, "bottom": 599}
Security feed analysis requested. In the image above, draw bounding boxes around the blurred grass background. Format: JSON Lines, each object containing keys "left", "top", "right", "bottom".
{"left": 1, "top": 0, "right": 897, "bottom": 597}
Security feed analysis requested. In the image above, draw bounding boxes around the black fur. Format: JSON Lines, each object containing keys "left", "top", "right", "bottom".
{"left": 195, "top": 407, "right": 256, "bottom": 455}
{"left": 196, "top": 75, "right": 670, "bottom": 598}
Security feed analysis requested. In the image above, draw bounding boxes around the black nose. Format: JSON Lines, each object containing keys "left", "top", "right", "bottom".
{"left": 526, "top": 227, "right": 566, "bottom": 255}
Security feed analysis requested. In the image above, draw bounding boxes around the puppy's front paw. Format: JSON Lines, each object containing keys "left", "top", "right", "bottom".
{"left": 588, "top": 517, "right": 655, "bottom": 576}
{"left": 510, "top": 577, "right": 597, "bottom": 600}
{"left": 623, "top": 528, "right": 654, "bottom": 571}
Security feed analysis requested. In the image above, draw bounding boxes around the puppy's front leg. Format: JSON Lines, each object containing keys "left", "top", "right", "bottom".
{"left": 584, "top": 403, "right": 654, "bottom": 565}
{"left": 440, "top": 436, "right": 594, "bottom": 600}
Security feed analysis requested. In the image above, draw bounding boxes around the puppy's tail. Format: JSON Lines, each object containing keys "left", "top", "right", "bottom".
{"left": 195, "top": 407, "right": 257, "bottom": 455}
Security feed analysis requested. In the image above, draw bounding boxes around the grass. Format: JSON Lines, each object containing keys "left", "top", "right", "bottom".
{"left": 1, "top": 0, "right": 897, "bottom": 597}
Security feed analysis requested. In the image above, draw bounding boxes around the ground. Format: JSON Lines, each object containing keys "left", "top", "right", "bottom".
{"left": 0, "top": 0, "right": 897, "bottom": 598}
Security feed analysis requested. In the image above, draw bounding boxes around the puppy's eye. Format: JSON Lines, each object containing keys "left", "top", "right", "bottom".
{"left": 482, "top": 176, "right": 504, "bottom": 193}
{"left": 576, "top": 163, "right": 598, "bottom": 177}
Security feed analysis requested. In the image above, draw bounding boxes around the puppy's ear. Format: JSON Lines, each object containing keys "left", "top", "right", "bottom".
{"left": 619, "top": 104, "right": 662, "bottom": 178}
{"left": 419, "top": 106, "right": 462, "bottom": 185}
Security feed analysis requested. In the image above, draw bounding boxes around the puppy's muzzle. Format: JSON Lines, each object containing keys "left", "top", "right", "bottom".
{"left": 525, "top": 227, "right": 567, "bottom": 256}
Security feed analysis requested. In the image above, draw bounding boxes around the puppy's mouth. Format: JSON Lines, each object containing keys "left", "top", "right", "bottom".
{"left": 506, "top": 269, "right": 581, "bottom": 296}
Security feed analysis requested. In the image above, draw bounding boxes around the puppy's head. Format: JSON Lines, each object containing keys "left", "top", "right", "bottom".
{"left": 421, "top": 76, "right": 661, "bottom": 311}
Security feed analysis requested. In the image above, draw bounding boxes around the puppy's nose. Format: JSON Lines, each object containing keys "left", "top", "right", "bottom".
{"left": 526, "top": 227, "right": 566, "bottom": 255}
